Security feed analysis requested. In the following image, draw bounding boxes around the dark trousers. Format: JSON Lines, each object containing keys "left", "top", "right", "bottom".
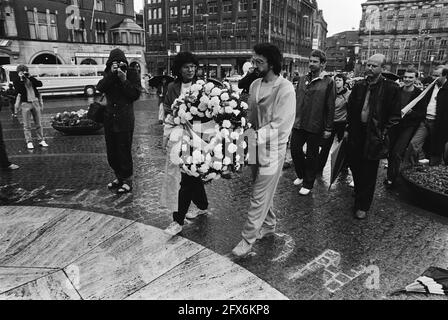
{"left": 290, "top": 128, "right": 321, "bottom": 189}
{"left": 406, "top": 119, "right": 438, "bottom": 165}
{"left": 386, "top": 125, "right": 418, "bottom": 183}
{"left": 0, "top": 120, "right": 11, "bottom": 168}
{"left": 173, "top": 173, "right": 208, "bottom": 225}
{"left": 318, "top": 121, "right": 347, "bottom": 171}
{"left": 104, "top": 128, "right": 133, "bottom": 183}
{"left": 348, "top": 125, "right": 380, "bottom": 212}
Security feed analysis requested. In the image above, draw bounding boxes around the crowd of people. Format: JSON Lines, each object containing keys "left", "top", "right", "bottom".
{"left": 1, "top": 44, "right": 447, "bottom": 258}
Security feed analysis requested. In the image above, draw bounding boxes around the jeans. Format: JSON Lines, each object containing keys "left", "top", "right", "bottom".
{"left": 0, "top": 120, "right": 11, "bottom": 168}
{"left": 21, "top": 101, "right": 44, "bottom": 143}
{"left": 173, "top": 173, "right": 208, "bottom": 225}
{"left": 290, "top": 128, "right": 321, "bottom": 189}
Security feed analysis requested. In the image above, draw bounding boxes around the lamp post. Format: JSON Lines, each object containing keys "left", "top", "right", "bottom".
{"left": 53, "top": 46, "right": 58, "bottom": 64}
{"left": 429, "top": 55, "right": 435, "bottom": 75}
{"left": 417, "top": 29, "right": 430, "bottom": 75}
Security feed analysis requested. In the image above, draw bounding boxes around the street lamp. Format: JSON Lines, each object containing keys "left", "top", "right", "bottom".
{"left": 417, "top": 29, "right": 430, "bottom": 75}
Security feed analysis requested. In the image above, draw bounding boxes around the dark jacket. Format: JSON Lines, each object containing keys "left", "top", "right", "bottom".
{"left": 13, "top": 77, "right": 42, "bottom": 102}
{"left": 433, "top": 81, "right": 448, "bottom": 155}
{"left": 347, "top": 75, "right": 401, "bottom": 160}
{"left": 398, "top": 86, "right": 424, "bottom": 129}
{"left": 294, "top": 71, "right": 336, "bottom": 134}
{"left": 96, "top": 48, "right": 141, "bottom": 132}
{"left": 163, "top": 80, "right": 184, "bottom": 116}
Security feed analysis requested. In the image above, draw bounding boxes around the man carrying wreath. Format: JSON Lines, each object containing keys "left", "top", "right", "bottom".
{"left": 232, "top": 43, "right": 296, "bottom": 257}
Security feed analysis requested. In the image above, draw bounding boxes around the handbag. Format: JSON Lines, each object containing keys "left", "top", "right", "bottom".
{"left": 87, "top": 93, "right": 106, "bottom": 123}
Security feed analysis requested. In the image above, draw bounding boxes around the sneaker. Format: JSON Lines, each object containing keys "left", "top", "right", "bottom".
{"left": 39, "top": 140, "right": 49, "bottom": 147}
{"left": 383, "top": 179, "right": 394, "bottom": 188}
{"left": 232, "top": 239, "right": 253, "bottom": 257}
{"left": 299, "top": 187, "right": 311, "bottom": 196}
{"left": 293, "top": 178, "right": 303, "bottom": 186}
{"left": 164, "top": 221, "right": 183, "bottom": 236}
{"left": 257, "top": 227, "right": 276, "bottom": 240}
{"left": 7, "top": 164, "right": 19, "bottom": 170}
{"left": 355, "top": 210, "right": 367, "bottom": 220}
{"left": 185, "top": 209, "right": 208, "bottom": 219}
{"left": 418, "top": 159, "right": 430, "bottom": 165}
{"left": 349, "top": 180, "right": 355, "bottom": 188}
{"left": 26, "top": 142, "right": 34, "bottom": 149}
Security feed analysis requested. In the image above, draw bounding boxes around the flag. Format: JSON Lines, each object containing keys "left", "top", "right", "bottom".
{"left": 401, "top": 80, "right": 436, "bottom": 117}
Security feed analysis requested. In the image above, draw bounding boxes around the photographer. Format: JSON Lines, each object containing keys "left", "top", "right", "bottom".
{"left": 96, "top": 48, "right": 141, "bottom": 194}
{"left": 13, "top": 65, "right": 48, "bottom": 149}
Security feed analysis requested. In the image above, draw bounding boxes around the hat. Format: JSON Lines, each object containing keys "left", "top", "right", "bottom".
{"left": 106, "top": 48, "right": 128, "bottom": 67}
{"left": 16, "top": 64, "right": 28, "bottom": 72}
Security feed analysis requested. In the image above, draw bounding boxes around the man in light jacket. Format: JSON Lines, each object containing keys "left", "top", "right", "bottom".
{"left": 291, "top": 50, "right": 335, "bottom": 196}
{"left": 232, "top": 43, "right": 296, "bottom": 257}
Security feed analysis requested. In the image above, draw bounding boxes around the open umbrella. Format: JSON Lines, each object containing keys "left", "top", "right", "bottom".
{"left": 328, "top": 136, "right": 348, "bottom": 190}
{"left": 391, "top": 267, "right": 448, "bottom": 296}
{"left": 207, "top": 78, "right": 224, "bottom": 88}
{"left": 147, "top": 75, "right": 175, "bottom": 88}
{"left": 382, "top": 71, "right": 400, "bottom": 81}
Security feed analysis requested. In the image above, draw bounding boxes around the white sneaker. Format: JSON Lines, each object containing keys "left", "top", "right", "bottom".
{"left": 7, "top": 164, "right": 19, "bottom": 170}
{"left": 349, "top": 181, "right": 355, "bottom": 188}
{"left": 293, "top": 178, "right": 303, "bottom": 186}
{"left": 164, "top": 221, "right": 182, "bottom": 236}
{"left": 232, "top": 239, "right": 253, "bottom": 257}
{"left": 185, "top": 209, "right": 208, "bottom": 219}
{"left": 418, "top": 159, "right": 430, "bottom": 165}
{"left": 39, "top": 140, "right": 49, "bottom": 147}
{"left": 26, "top": 142, "right": 34, "bottom": 149}
{"left": 299, "top": 187, "right": 311, "bottom": 196}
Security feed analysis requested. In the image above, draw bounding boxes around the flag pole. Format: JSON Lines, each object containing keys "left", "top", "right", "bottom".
{"left": 90, "top": 0, "right": 96, "bottom": 31}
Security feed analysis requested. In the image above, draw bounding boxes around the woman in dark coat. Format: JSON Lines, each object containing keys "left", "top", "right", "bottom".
{"left": 162, "top": 52, "right": 209, "bottom": 236}
{"left": 96, "top": 48, "right": 141, "bottom": 193}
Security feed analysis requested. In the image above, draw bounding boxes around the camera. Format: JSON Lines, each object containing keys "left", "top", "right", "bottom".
{"left": 119, "top": 63, "right": 127, "bottom": 72}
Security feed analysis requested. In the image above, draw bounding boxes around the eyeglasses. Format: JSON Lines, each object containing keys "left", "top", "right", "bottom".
{"left": 251, "top": 58, "right": 267, "bottom": 65}
{"left": 182, "top": 64, "right": 197, "bottom": 70}
{"left": 366, "top": 63, "right": 379, "bottom": 68}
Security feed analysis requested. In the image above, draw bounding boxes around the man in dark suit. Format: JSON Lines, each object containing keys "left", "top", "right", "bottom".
{"left": 346, "top": 54, "right": 401, "bottom": 219}
{"left": 385, "top": 67, "right": 424, "bottom": 187}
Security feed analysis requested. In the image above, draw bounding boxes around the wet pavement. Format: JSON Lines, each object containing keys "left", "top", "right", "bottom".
{"left": 1, "top": 93, "right": 448, "bottom": 300}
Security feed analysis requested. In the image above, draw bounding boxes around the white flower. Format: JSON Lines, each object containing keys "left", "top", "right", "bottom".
{"left": 230, "top": 132, "right": 240, "bottom": 140}
{"left": 228, "top": 143, "right": 238, "bottom": 154}
{"left": 205, "top": 153, "right": 212, "bottom": 163}
{"left": 196, "top": 79, "right": 206, "bottom": 86}
{"left": 200, "top": 95, "right": 210, "bottom": 104}
{"left": 220, "top": 92, "right": 230, "bottom": 101}
{"left": 236, "top": 154, "right": 241, "bottom": 163}
{"left": 224, "top": 82, "right": 231, "bottom": 89}
{"left": 213, "top": 161, "right": 223, "bottom": 171}
{"left": 183, "top": 135, "right": 191, "bottom": 142}
{"left": 181, "top": 144, "right": 188, "bottom": 152}
{"left": 190, "top": 164, "right": 197, "bottom": 173}
{"left": 174, "top": 117, "right": 181, "bottom": 125}
{"left": 233, "top": 109, "right": 241, "bottom": 116}
{"left": 204, "top": 82, "right": 215, "bottom": 93}
{"left": 231, "top": 92, "right": 240, "bottom": 100}
{"left": 191, "top": 83, "right": 202, "bottom": 93}
{"left": 186, "top": 156, "right": 192, "bottom": 164}
{"left": 192, "top": 149, "right": 202, "bottom": 164}
{"left": 224, "top": 106, "right": 233, "bottom": 114}
{"left": 222, "top": 120, "right": 232, "bottom": 129}
{"left": 223, "top": 157, "right": 232, "bottom": 166}
{"left": 185, "top": 112, "right": 193, "bottom": 121}
{"left": 197, "top": 112, "right": 205, "bottom": 117}
{"left": 241, "top": 117, "right": 246, "bottom": 127}
{"left": 214, "top": 152, "right": 224, "bottom": 160}
{"left": 240, "top": 141, "right": 247, "bottom": 149}
{"left": 210, "top": 87, "right": 222, "bottom": 97}
{"left": 198, "top": 102, "right": 208, "bottom": 111}
{"left": 207, "top": 172, "right": 217, "bottom": 180}
{"left": 218, "top": 107, "right": 225, "bottom": 114}
{"left": 205, "top": 110, "right": 212, "bottom": 118}
{"left": 199, "top": 163, "right": 209, "bottom": 173}
{"left": 240, "top": 101, "right": 249, "bottom": 110}
{"left": 228, "top": 100, "right": 238, "bottom": 108}
{"left": 221, "top": 129, "right": 230, "bottom": 138}
{"left": 209, "top": 96, "right": 220, "bottom": 107}
{"left": 179, "top": 104, "right": 188, "bottom": 111}
{"left": 190, "top": 107, "right": 198, "bottom": 115}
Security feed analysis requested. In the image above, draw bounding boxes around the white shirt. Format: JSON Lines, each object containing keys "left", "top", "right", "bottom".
{"left": 181, "top": 82, "right": 192, "bottom": 95}
{"left": 426, "top": 84, "right": 440, "bottom": 119}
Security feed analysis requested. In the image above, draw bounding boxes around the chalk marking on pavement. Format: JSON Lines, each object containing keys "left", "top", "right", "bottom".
{"left": 271, "top": 233, "right": 295, "bottom": 263}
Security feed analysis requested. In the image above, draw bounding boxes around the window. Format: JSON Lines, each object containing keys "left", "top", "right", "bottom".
{"left": 95, "top": 0, "right": 104, "bottom": 11}
{"left": 441, "top": 39, "right": 447, "bottom": 47}
{"left": 49, "top": 13, "right": 58, "bottom": 40}
{"left": 209, "top": 1, "right": 218, "bottom": 14}
{"left": 415, "top": 50, "right": 421, "bottom": 62}
{"left": 253, "top": 0, "right": 257, "bottom": 10}
{"left": 74, "top": 18, "right": 85, "bottom": 42}
{"left": 223, "top": 1, "right": 232, "bottom": 12}
{"left": 195, "top": 3, "right": 204, "bottom": 15}
{"left": 170, "top": 6, "right": 178, "bottom": 17}
{"left": 437, "top": 50, "right": 445, "bottom": 61}
{"left": 116, "top": 0, "right": 125, "bottom": 15}
{"left": 26, "top": 10, "right": 57, "bottom": 40}
{"left": 2, "top": 6, "right": 17, "bottom": 37}
{"left": 95, "top": 20, "right": 106, "bottom": 43}
{"left": 239, "top": 0, "right": 248, "bottom": 11}
{"left": 404, "top": 50, "right": 410, "bottom": 61}
{"left": 181, "top": 5, "right": 191, "bottom": 16}
{"left": 130, "top": 32, "right": 141, "bottom": 45}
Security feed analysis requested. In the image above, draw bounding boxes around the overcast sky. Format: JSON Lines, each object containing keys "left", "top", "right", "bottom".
{"left": 134, "top": 0, "right": 364, "bottom": 37}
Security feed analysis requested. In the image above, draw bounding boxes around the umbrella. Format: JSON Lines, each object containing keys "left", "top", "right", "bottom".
{"left": 328, "top": 136, "right": 348, "bottom": 190}
{"left": 382, "top": 71, "right": 400, "bottom": 81}
{"left": 391, "top": 267, "right": 448, "bottom": 296}
{"left": 147, "top": 75, "right": 175, "bottom": 88}
{"left": 207, "top": 78, "right": 224, "bottom": 88}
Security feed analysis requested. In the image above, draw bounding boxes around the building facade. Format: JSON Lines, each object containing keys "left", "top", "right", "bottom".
{"left": 144, "top": 0, "right": 318, "bottom": 79}
{"left": 359, "top": 0, "right": 448, "bottom": 76}
{"left": 312, "top": 9, "right": 327, "bottom": 51}
{"left": 325, "top": 30, "right": 360, "bottom": 73}
{"left": 0, "top": 0, "right": 146, "bottom": 74}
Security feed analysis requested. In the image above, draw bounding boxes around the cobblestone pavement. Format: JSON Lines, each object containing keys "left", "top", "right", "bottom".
{"left": 1, "top": 94, "right": 448, "bottom": 300}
